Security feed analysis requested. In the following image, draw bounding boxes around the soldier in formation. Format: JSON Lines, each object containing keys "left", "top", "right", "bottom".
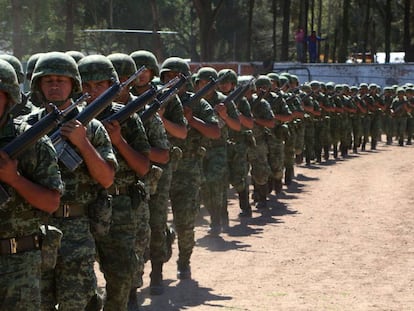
{"left": 1, "top": 49, "right": 414, "bottom": 311}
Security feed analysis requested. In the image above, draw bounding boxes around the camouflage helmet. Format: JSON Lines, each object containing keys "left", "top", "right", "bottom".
{"left": 218, "top": 69, "right": 238, "bottom": 84}
{"left": 31, "top": 51, "right": 82, "bottom": 95}
{"left": 0, "top": 59, "right": 22, "bottom": 105}
{"left": 278, "top": 75, "right": 289, "bottom": 86}
{"left": 195, "top": 66, "right": 217, "bottom": 83}
{"left": 266, "top": 72, "right": 279, "bottom": 83}
{"left": 25, "top": 52, "right": 44, "bottom": 81}
{"left": 130, "top": 50, "right": 159, "bottom": 76}
{"left": 159, "top": 57, "right": 191, "bottom": 82}
{"left": 238, "top": 75, "right": 256, "bottom": 90}
{"left": 78, "top": 54, "right": 119, "bottom": 84}
{"left": 0, "top": 54, "right": 24, "bottom": 84}
{"left": 107, "top": 53, "right": 137, "bottom": 78}
{"left": 254, "top": 75, "right": 272, "bottom": 88}
{"left": 290, "top": 74, "right": 299, "bottom": 84}
{"left": 65, "top": 50, "right": 85, "bottom": 63}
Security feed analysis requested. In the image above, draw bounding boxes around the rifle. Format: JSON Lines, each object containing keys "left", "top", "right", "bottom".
{"left": 181, "top": 71, "right": 232, "bottom": 108}
{"left": 0, "top": 95, "right": 86, "bottom": 205}
{"left": 139, "top": 75, "right": 188, "bottom": 123}
{"left": 50, "top": 67, "right": 145, "bottom": 172}
{"left": 224, "top": 78, "right": 255, "bottom": 107}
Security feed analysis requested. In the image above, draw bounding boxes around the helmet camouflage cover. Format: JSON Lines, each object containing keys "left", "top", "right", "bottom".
{"left": 0, "top": 59, "right": 22, "bottom": 105}
{"left": 130, "top": 50, "right": 159, "bottom": 76}
{"left": 195, "top": 66, "right": 218, "bottom": 83}
{"left": 159, "top": 57, "right": 191, "bottom": 82}
{"left": 107, "top": 53, "right": 137, "bottom": 78}
{"left": 78, "top": 54, "right": 119, "bottom": 84}
{"left": 30, "top": 51, "right": 82, "bottom": 95}
{"left": 0, "top": 54, "right": 24, "bottom": 84}
{"left": 25, "top": 52, "right": 45, "bottom": 81}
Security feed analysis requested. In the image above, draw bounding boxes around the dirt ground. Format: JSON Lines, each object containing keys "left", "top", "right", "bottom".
{"left": 96, "top": 137, "right": 414, "bottom": 311}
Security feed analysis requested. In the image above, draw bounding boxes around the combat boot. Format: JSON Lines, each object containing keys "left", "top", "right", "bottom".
{"left": 274, "top": 179, "right": 283, "bottom": 194}
{"left": 323, "top": 146, "right": 330, "bottom": 160}
{"left": 284, "top": 166, "right": 294, "bottom": 185}
{"left": 85, "top": 291, "right": 104, "bottom": 311}
{"left": 255, "top": 184, "right": 268, "bottom": 209}
{"left": 371, "top": 139, "right": 377, "bottom": 150}
{"left": 127, "top": 288, "right": 139, "bottom": 311}
{"left": 333, "top": 145, "right": 338, "bottom": 158}
{"left": 150, "top": 261, "right": 164, "bottom": 295}
{"left": 177, "top": 262, "right": 191, "bottom": 280}
{"left": 238, "top": 189, "right": 252, "bottom": 217}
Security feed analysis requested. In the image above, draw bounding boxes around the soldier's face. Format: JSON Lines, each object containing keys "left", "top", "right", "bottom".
{"left": 0, "top": 91, "right": 8, "bottom": 117}
{"left": 218, "top": 81, "right": 234, "bottom": 94}
{"left": 40, "top": 75, "right": 73, "bottom": 102}
{"left": 136, "top": 69, "right": 153, "bottom": 87}
{"left": 82, "top": 80, "right": 111, "bottom": 103}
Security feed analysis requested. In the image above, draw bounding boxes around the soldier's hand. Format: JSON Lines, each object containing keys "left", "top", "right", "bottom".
{"left": 158, "top": 107, "right": 165, "bottom": 117}
{"left": 104, "top": 120, "right": 122, "bottom": 146}
{"left": 183, "top": 106, "right": 193, "bottom": 121}
{"left": 215, "top": 103, "right": 228, "bottom": 120}
{"left": 0, "top": 151, "right": 19, "bottom": 185}
{"left": 60, "top": 119, "right": 88, "bottom": 148}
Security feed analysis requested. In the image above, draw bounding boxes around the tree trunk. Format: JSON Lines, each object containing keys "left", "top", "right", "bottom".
{"left": 272, "top": 0, "right": 277, "bottom": 61}
{"left": 384, "top": 0, "right": 391, "bottom": 63}
{"left": 338, "top": 0, "right": 349, "bottom": 63}
{"left": 281, "top": 0, "right": 291, "bottom": 61}
{"left": 193, "top": 0, "right": 224, "bottom": 61}
{"left": 65, "top": 0, "right": 74, "bottom": 51}
{"left": 404, "top": 0, "right": 414, "bottom": 61}
{"left": 362, "top": 0, "right": 370, "bottom": 63}
{"left": 11, "top": 0, "right": 23, "bottom": 59}
{"left": 150, "top": 0, "right": 163, "bottom": 61}
{"left": 247, "top": 0, "right": 255, "bottom": 61}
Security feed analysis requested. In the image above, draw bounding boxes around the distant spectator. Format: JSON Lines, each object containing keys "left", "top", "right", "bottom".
{"left": 306, "top": 30, "right": 326, "bottom": 63}
{"left": 295, "top": 28, "right": 305, "bottom": 62}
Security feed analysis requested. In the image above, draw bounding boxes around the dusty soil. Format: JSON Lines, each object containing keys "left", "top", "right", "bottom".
{"left": 96, "top": 138, "right": 414, "bottom": 311}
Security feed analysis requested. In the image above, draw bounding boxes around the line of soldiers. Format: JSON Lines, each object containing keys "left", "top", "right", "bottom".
{"left": 0, "top": 50, "right": 413, "bottom": 311}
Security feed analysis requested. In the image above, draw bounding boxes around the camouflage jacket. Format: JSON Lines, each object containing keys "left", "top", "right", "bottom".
{"left": 0, "top": 118, "right": 63, "bottom": 239}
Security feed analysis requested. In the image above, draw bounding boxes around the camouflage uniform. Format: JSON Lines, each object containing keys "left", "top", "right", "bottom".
{"left": 0, "top": 59, "right": 63, "bottom": 311}
{"left": 166, "top": 59, "right": 219, "bottom": 278}
{"left": 96, "top": 101, "right": 150, "bottom": 311}
{"left": 247, "top": 87, "right": 275, "bottom": 207}
{"left": 391, "top": 88, "right": 409, "bottom": 146}
{"left": 227, "top": 74, "right": 254, "bottom": 217}
{"left": 26, "top": 52, "right": 118, "bottom": 311}
{"left": 257, "top": 75, "right": 291, "bottom": 193}
{"left": 194, "top": 67, "right": 239, "bottom": 234}
{"left": 131, "top": 51, "right": 187, "bottom": 296}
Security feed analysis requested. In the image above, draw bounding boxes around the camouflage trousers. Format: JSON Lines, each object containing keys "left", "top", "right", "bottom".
{"left": 42, "top": 217, "right": 96, "bottom": 311}
{"left": 395, "top": 117, "right": 408, "bottom": 141}
{"left": 267, "top": 136, "right": 285, "bottom": 180}
{"left": 149, "top": 163, "right": 173, "bottom": 263}
{"left": 304, "top": 120, "right": 315, "bottom": 162}
{"left": 202, "top": 145, "right": 228, "bottom": 228}
{"left": 133, "top": 199, "right": 150, "bottom": 289}
{"left": 227, "top": 141, "right": 249, "bottom": 192}
{"left": 170, "top": 156, "right": 202, "bottom": 266}
{"left": 284, "top": 125, "right": 296, "bottom": 167}
{"left": 0, "top": 250, "right": 41, "bottom": 311}
{"left": 95, "top": 193, "right": 141, "bottom": 311}
{"left": 247, "top": 136, "right": 270, "bottom": 186}
{"left": 294, "top": 120, "right": 305, "bottom": 155}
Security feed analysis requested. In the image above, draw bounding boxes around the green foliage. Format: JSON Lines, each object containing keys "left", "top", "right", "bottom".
{"left": 0, "top": 0, "right": 410, "bottom": 63}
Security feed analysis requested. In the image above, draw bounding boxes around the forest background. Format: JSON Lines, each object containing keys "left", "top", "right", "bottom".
{"left": 1, "top": 0, "right": 414, "bottom": 65}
